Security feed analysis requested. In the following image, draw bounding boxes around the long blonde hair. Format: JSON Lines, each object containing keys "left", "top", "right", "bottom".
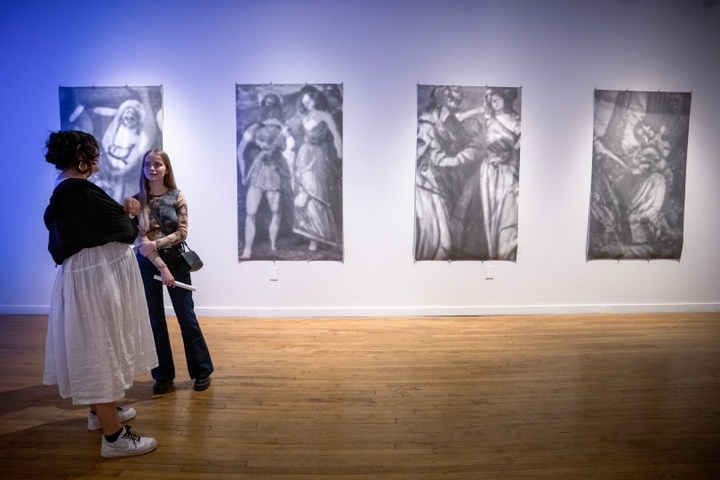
{"left": 137, "top": 149, "right": 178, "bottom": 231}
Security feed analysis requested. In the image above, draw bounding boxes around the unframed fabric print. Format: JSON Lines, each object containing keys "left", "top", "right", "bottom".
{"left": 587, "top": 90, "right": 690, "bottom": 260}
{"left": 236, "top": 83, "right": 343, "bottom": 262}
{"left": 59, "top": 86, "right": 163, "bottom": 202}
{"left": 414, "top": 85, "right": 521, "bottom": 261}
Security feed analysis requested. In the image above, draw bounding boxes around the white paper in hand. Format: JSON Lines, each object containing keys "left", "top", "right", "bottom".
{"left": 153, "top": 275, "right": 197, "bottom": 291}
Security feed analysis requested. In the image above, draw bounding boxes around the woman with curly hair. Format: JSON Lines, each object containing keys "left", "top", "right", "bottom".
{"left": 43, "top": 130, "right": 158, "bottom": 458}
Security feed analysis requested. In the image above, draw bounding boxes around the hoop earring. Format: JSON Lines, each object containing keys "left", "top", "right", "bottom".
{"left": 78, "top": 162, "right": 88, "bottom": 173}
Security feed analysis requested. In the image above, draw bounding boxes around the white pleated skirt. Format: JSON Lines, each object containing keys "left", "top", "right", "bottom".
{"left": 44, "top": 242, "right": 158, "bottom": 405}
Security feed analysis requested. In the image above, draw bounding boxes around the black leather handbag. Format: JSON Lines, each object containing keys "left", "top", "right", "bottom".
{"left": 159, "top": 241, "right": 203, "bottom": 273}
{"left": 150, "top": 209, "right": 203, "bottom": 273}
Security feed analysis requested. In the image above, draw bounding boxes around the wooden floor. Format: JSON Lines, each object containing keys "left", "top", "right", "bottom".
{"left": 0, "top": 313, "right": 719, "bottom": 479}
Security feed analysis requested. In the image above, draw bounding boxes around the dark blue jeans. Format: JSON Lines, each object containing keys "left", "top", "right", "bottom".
{"left": 138, "top": 254, "right": 214, "bottom": 382}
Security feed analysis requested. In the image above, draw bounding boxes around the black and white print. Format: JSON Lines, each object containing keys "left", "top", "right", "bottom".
{"left": 414, "top": 85, "right": 522, "bottom": 261}
{"left": 236, "top": 83, "right": 343, "bottom": 262}
{"left": 587, "top": 90, "right": 690, "bottom": 260}
{"left": 59, "top": 86, "right": 163, "bottom": 202}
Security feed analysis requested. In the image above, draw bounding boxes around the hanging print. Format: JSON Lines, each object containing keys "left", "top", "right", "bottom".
{"left": 587, "top": 90, "right": 690, "bottom": 260}
{"left": 59, "top": 86, "right": 163, "bottom": 202}
{"left": 236, "top": 84, "right": 343, "bottom": 262}
{"left": 414, "top": 85, "right": 522, "bottom": 261}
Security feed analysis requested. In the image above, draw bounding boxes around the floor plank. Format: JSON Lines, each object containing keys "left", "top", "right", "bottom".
{"left": 0, "top": 313, "right": 719, "bottom": 479}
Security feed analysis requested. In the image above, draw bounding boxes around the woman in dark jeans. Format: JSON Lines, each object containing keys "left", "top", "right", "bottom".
{"left": 126, "top": 149, "right": 213, "bottom": 394}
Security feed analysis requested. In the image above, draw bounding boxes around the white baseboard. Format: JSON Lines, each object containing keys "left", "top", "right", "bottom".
{"left": 2, "top": 303, "right": 718, "bottom": 318}
{"left": 193, "top": 303, "right": 720, "bottom": 317}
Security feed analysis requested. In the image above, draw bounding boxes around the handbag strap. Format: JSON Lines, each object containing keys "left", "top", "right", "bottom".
{"left": 148, "top": 208, "right": 169, "bottom": 236}
{"left": 148, "top": 207, "right": 189, "bottom": 250}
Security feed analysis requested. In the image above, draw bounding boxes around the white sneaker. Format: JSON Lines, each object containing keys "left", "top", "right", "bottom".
{"left": 101, "top": 426, "right": 157, "bottom": 458}
{"left": 88, "top": 406, "right": 137, "bottom": 431}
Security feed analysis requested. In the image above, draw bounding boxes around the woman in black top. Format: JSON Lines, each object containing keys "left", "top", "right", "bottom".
{"left": 43, "top": 130, "right": 158, "bottom": 458}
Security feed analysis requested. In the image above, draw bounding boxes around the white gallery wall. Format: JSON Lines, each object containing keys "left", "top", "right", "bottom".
{"left": 1, "top": 0, "right": 719, "bottom": 317}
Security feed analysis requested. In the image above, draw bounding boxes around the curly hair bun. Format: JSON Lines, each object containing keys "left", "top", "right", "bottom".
{"left": 44, "top": 130, "right": 98, "bottom": 170}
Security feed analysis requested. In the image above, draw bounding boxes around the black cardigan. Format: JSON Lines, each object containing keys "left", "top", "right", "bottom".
{"left": 44, "top": 178, "right": 138, "bottom": 265}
